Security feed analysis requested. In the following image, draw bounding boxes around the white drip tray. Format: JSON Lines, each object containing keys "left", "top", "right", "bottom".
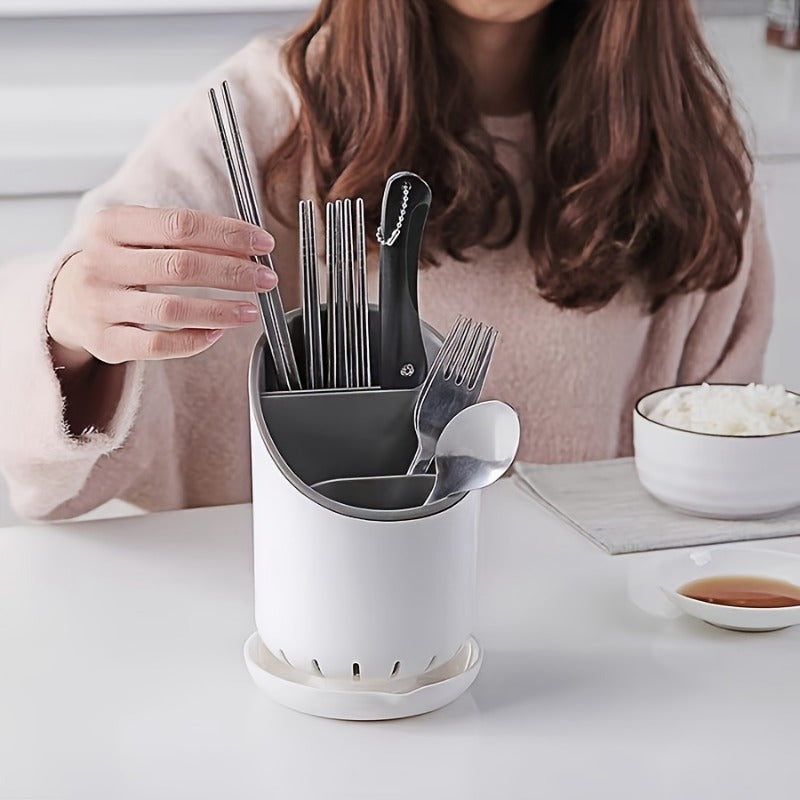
{"left": 243, "top": 632, "right": 483, "bottom": 720}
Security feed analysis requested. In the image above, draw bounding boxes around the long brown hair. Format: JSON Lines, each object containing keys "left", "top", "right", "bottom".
{"left": 265, "top": 0, "right": 752, "bottom": 312}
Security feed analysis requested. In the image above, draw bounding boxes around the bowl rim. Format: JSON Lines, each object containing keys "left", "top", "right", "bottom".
{"left": 634, "top": 382, "right": 800, "bottom": 440}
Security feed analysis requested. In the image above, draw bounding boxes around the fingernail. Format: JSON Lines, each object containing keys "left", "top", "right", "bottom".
{"left": 255, "top": 267, "right": 278, "bottom": 290}
{"left": 207, "top": 329, "right": 224, "bottom": 343}
{"left": 236, "top": 304, "right": 260, "bottom": 322}
{"left": 251, "top": 230, "right": 274, "bottom": 253}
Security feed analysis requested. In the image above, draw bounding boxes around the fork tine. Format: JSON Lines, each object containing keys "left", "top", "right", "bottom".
{"left": 442, "top": 316, "right": 473, "bottom": 379}
{"left": 467, "top": 326, "right": 498, "bottom": 392}
{"left": 456, "top": 322, "right": 488, "bottom": 385}
{"left": 451, "top": 320, "right": 481, "bottom": 384}
{"left": 462, "top": 324, "right": 490, "bottom": 387}
{"left": 417, "top": 314, "right": 465, "bottom": 408}
{"left": 431, "top": 315, "right": 465, "bottom": 373}
{"left": 412, "top": 315, "right": 465, "bottom": 425}
{"left": 423, "top": 315, "right": 465, "bottom": 388}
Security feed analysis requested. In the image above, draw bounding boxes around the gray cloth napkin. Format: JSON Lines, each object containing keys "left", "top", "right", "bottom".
{"left": 513, "top": 458, "right": 800, "bottom": 555}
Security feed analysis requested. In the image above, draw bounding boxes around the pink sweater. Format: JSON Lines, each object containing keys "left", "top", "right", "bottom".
{"left": 0, "top": 36, "right": 774, "bottom": 521}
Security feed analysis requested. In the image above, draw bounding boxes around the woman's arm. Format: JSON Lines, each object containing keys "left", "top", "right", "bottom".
{"left": 0, "top": 36, "right": 296, "bottom": 520}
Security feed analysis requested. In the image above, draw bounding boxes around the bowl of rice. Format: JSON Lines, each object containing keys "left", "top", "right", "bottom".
{"left": 633, "top": 383, "right": 800, "bottom": 518}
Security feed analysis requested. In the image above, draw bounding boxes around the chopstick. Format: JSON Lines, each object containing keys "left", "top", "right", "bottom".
{"left": 335, "top": 199, "right": 350, "bottom": 388}
{"left": 355, "top": 197, "right": 371, "bottom": 386}
{"left": 325, "top": 201, "right": 338, "bottom": 388}
{"left": 343, "top": 197, "right": 357, "bottom": 388}
{"left": 209, "top": 81, "right": 301, "bottom": 391}
{"left": 300, "top": 200, "right": 324, "bottom": 389}
{"left": 324, "top": 197, "right": 372, "bottom": 389}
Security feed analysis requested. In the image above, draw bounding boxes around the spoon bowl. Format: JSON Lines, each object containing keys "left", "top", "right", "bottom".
{"left": 424, "top": 400, "right": 520, "bottom": 505}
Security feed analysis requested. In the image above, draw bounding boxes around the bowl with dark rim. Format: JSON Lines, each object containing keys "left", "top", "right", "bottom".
{"left": 633, "top": 384, "right": 800, "bottom": 519}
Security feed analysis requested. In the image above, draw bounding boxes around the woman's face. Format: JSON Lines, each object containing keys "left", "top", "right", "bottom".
{"left": 439, "top": 0, "right": 555, "bottom": 23}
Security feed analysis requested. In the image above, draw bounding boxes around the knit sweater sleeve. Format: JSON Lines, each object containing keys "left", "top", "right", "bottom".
{"left": 0, "top": 36, "right": 296, "bottom": 520}
{"left": 677, "top": 193, "right": 775, "bottom": 386}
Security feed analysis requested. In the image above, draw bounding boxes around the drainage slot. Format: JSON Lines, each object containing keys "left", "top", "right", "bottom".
{"left": 278, "top": 649, "right": 291, "bottom": 666}
{"left": 311, "top": 659, "right": 323, "bottom": 676}
{"left": 352, "top": 662, "right": 361, "bottom": 680}
{"left": 390, "top": 661, "right": 401, "bottom": 678}
{"left": 425, "top": 655, "right": 437, "bottom": 671}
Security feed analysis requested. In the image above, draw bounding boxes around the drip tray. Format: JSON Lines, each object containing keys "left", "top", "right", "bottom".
{"left": 243, "top": 632, "right": 482, "bottom": 721}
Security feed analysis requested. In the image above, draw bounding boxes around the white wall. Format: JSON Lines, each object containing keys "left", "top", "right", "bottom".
{"left": 0, "top": 11, "right": 311, "bottom": 197}
{"left": 760, "top": 161, "right": 800, "bottom": 388}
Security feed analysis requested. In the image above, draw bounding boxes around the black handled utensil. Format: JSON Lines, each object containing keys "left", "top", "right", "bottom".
{"left": 378, "top": 171, "right": 431, "bottom": 389}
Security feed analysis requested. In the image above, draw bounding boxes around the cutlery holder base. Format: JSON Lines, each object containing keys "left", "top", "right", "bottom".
{"left": 244, "top": 632, "right": 483, "bottom": 720}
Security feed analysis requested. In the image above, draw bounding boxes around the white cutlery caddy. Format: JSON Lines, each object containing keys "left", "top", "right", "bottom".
{"left": 247, "top": 314, "right": 481, "bottom": 685}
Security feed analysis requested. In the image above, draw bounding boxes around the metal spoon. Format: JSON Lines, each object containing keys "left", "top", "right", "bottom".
{"left": 424, "top": 401, "right": 520, "bottom": 505}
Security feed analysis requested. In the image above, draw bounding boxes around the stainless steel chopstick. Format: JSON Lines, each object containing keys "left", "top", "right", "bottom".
{"left": 300, "top": 200, "right": 324, "bottom": 389}
{"left": 217, "top": 81, "right": 301, "bottom": 390}
{"left": 333, "top": 199, "right": 349, "bottom": 388}
{"left": 321, "top": 196, "right": 370, "bottom": 390}
{"left": 325, "top": 202, "right": 337, "bottom": 388}
{"left": 209, "top": 87, "right": 294, "bottom": 390}
{"left": 355, "top": 197, "right": 371, "bottom": 386}
{"left": 343, "top": 198, "right": 358, "bottom": 388}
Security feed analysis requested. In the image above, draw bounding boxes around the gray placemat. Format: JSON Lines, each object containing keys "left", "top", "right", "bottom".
{"left": 514, "top": 458, "right": 800, "bottom": 555}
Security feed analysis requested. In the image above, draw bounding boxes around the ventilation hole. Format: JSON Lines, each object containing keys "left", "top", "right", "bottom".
{"left": 311, "top": 659, "right": 323, "bottom": 676}
{"left": 390, "top": 661, "right": 401, "bottom": 678}
{"left": 425, "top": 655, "right": 438, "bottom": 671}
{"left": 352, "top": 662, "right": 361, "bottom": 680}
{"left": 278, "top": 649, "right": 291, "bottom": 666}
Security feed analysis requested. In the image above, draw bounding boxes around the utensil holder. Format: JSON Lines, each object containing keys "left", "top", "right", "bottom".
{"left": 248, "top": 309, "right": 481, "bottom": 682}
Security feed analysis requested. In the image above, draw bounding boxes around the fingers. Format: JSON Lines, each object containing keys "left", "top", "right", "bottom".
{"left": 91, "top": 206, "right": 274, "bottom": 256}
{"left": 101, "top": 247, "right": 278, "bottom": 292}
{"left": 114, "top": 290, "right": 261, "bottom": 329}
{"left": 97, "top": 325, "right": 225, "bottom": 363}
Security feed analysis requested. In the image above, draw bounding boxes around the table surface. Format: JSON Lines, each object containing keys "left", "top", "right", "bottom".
{"left": 2, "top": 479, "right": 799, "bottom": 800}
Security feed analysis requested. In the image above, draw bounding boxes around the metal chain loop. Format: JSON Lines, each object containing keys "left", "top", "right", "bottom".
{"left": 375, "top": 181, "right": 411, "bottom": 247}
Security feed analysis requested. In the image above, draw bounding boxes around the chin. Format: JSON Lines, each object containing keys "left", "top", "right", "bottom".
{"left": 441, "top": 0, "right": 555, "bottom": 23}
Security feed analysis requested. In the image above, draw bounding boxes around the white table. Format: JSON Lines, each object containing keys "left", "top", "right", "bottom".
{"left": 1, "top": 479, "right": 799, "bottom": 799}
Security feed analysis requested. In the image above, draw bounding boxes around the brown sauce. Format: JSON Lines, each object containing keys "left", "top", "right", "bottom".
{"left": 678, "top": 575, "right": 800, "bottom": 608}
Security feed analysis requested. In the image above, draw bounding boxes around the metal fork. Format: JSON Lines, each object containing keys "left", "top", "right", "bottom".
{"left": 406, "top": 315, "right": 498, "bottom": 475}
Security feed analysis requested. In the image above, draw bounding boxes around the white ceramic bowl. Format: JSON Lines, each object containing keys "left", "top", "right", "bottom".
{"left": 658, "top": 547, "right": 800, "bottom": 632}
{"left": 634, "top": 384, "right": 800, "bottom": 519}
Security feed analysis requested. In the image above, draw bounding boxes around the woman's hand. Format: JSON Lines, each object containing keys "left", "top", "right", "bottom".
{"left": 47, "top": 205, "right": 278, "bottom": 371}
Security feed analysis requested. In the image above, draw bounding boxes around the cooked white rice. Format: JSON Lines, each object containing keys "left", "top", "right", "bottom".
{"left": 647, "top": 383, "right": 800, "bottom": 436}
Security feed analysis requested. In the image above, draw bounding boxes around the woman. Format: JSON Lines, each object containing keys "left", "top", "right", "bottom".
{"left": 0, "top": 0, "right": 772, "bottom": 520}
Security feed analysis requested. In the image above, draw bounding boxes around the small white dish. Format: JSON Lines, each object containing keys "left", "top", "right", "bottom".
{"left": 243, "top": 632, "right": 483, "bottom": 720}
{"left": 658, "top": 547, "right": 800, "bottom": 631}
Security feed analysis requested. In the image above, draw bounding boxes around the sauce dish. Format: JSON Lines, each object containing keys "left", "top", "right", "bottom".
{"left": 658, "top": 547, "right": 800, "bottom": 631}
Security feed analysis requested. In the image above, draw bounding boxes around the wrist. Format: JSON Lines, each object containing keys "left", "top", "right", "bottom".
{"left": 47, "top": 341, "right": 126, "bottom": 437}
{"left": 46, "top": 249, "right": 93, "bottom": 372}
{"left": 48, "top": 337, "right": 94, "bottom": 372}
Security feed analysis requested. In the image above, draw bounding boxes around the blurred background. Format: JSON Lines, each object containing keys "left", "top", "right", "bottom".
{"left": 0, "top": 0, "right": 798, "bottom": 526}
